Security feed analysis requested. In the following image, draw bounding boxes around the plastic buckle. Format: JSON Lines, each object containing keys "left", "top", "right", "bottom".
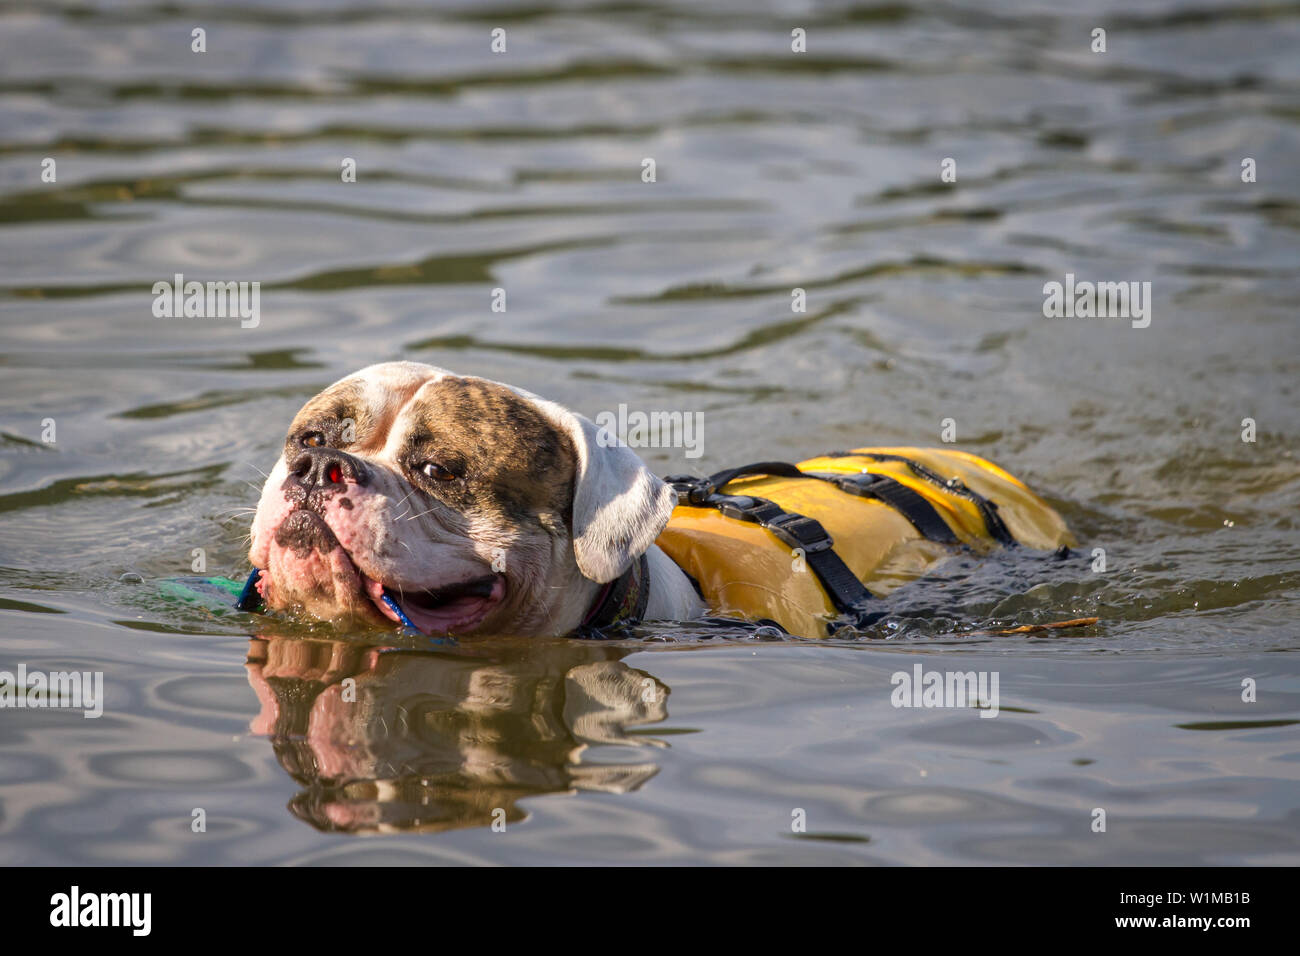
{"left": 764, "top": 512, "right": 833, "bottom": 553}
{"left": 716, "top": 495, "right": 784, "bottom": 525}
{"left": 664, "top": 475, "right": 711, "bottom": 506}
{"left": 689, "top": 485, "right": 714, "bottom": 506}
{"left": 838, "top": 472, "right": 887, "bottom": 495}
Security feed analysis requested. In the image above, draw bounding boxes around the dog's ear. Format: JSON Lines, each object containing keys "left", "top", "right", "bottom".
{"left": 527, "top": 397, "right": 677, "bottom": 583}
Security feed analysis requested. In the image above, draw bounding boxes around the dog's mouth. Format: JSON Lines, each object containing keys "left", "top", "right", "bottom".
{"left": 266, "top": 508, "right": 505, "bottom": 635}
{"left": 360, "top": 571, "right": 505, "bottom": 635}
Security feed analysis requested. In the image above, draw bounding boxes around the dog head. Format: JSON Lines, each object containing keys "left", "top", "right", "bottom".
{"left": 247, "top": 362, "right": 676, "bottom": 636}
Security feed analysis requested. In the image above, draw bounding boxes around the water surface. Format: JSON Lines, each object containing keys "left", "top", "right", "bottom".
{"left": 1, "top": 0, "right": 1298, "bottom": 864}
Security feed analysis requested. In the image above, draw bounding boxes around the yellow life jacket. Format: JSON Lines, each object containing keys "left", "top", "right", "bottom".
{"left": 655, "top": 447, "right": 1074, "bottom": 639}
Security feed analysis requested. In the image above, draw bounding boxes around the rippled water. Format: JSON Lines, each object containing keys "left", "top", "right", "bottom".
{"left": 1, "top": 0, "right": 1298, "bottom": 865}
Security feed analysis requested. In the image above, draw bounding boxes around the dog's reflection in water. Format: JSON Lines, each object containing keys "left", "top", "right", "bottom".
{"left": 245, "top": 633, "right": 669, "bottom": 834}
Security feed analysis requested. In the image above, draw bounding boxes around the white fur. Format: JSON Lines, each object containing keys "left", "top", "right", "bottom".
{"left": 252, "top": 361, "right": 704, "bottom": 634}
{"left": 642, "top": 544, "right": 704, "bottom": 621}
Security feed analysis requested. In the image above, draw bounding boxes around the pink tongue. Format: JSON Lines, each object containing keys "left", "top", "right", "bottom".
{"left": 405, "top": 594, "right": 491, "bottom": 633}
{"left": 363, "top": 576, "right": 504, "bottom": 635}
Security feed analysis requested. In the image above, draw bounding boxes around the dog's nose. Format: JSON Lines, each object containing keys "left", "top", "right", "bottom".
{"left": 286, "top": 448, "right": 370, "bottom": 491}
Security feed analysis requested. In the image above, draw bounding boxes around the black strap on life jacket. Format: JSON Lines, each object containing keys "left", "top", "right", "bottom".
{"left": 803, "top": 471, "right": 959, "bottom": 544}
{"left": 826, "top": 451, "right": 1016, "bottom": 547}
{"left": 715, "top": 491, "right": 881, "bottom": 627}
{"left": 677, "top": 461, "right": 961, "bottom": 545}
{"left": 664, "top": 468, "right": 884, "bottom": 630}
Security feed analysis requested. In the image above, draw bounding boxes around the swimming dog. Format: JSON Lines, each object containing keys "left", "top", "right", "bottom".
{"left": 248, "top": 362, "right": 1072, "bottom": 638}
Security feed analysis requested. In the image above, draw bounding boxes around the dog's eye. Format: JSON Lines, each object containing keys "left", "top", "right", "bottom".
{"left": 300, "top": 431, "right": 328, "bottom": 448}
{"left": 418, "top": 461, "right": 458, "bottom": 482}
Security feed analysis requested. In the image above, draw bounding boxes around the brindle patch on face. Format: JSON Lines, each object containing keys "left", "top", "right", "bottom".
{"left": 282, "top": 373, "right": 428, "bottom": 462}
{"left": 400, "top": 377, "right": 576, "bottom": 529}
{"left": 283, "top": 379, "right": 369, "bottom": 462}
